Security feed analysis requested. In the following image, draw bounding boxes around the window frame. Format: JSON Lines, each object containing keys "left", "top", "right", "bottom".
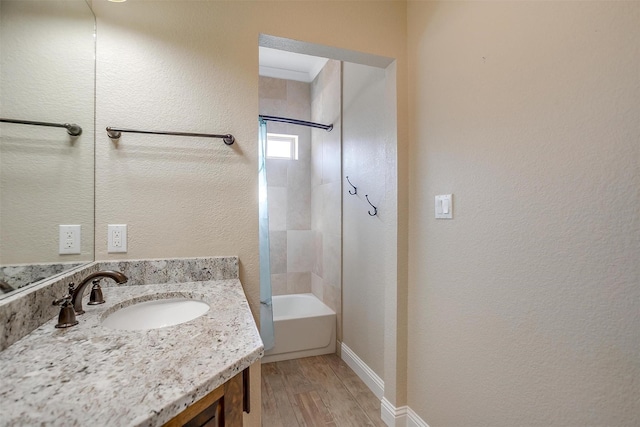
{"left": 266, "top": 133, "right": 299, "bottom": 160}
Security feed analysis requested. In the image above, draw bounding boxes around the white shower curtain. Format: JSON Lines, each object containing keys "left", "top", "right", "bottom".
{"left": 258, "top": 118, "right": 275, "bottom": 350}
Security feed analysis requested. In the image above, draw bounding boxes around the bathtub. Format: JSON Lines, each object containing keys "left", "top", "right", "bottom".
{"left": 262, "top": 293, "right": 336, "bottom": 363}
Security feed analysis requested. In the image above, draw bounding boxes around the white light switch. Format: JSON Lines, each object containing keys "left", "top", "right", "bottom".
{"left": 443, "top": 198, "right": 450, "bottom": 214}
{"left": 435, "top": 194, "right": 453, "bottom": 219}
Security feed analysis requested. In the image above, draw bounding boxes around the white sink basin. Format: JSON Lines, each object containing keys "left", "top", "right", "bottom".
{"left": 102, "top": 297, "right": 210, "bottom": 331}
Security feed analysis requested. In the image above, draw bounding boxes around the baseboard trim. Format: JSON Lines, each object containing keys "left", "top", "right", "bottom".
{"left": 381, "top": 398, "right": 407, "bottom": 427}
{"left": 380, "top": 398, "right": 430, "bottom": 427}
{"left": 407, "top": 407, "right": 430, "bottom": 427}
{"left": 339, "top": 343, "right": 429, "bottom": 427}
{"left": 340, "top": 343, "right": 385, "bottom": 399}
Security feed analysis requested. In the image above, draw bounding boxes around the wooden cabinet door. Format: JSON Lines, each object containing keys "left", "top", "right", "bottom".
{"left": 164, "top": 369, "right": 248, "bottom": 427}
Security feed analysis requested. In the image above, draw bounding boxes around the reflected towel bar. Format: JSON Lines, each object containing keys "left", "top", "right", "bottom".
{"left": 106, "top": 127, "right": 235, "bottom": 145}
{"left": 1, "top": 118, "right": 82, "bottom": 136}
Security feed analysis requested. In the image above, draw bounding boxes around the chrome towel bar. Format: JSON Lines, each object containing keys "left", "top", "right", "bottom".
{"left": 106, "top": 127, "right": 235, "bottom": 145}
{"left": 1, "top": 118, "right": 82, "bottom": 136}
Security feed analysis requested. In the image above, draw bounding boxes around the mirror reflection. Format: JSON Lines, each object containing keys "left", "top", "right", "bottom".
{"left": 0, "top": 0, "right": 95, "bottom": 299}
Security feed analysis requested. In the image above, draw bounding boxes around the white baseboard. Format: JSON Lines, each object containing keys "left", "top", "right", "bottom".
{"left": 381, "top": 398, "right": 407, "bottom": 427}
{"left": 381, "top": 398, "right": 430, "bottom": 427}
{"left": 407, "top": 407, "right": 430, "bottom": 427}
{"left": 340, "top": 343, "right": 384, "bottom": 399}
{"left": 340, "top": 343, "right": 429, "bottom": 427}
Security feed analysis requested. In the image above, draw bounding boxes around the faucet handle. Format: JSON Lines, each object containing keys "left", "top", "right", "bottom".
{"left": 52, "top": 283, "right": 74, "bottom": 306}
{"left": 52, "top": 294, "right": 71, "bottom": 306}
{"left": 52, "top": 284, "right": 79, "bottom": 329}
{"left": 87, "top": 279, "right": 105, "bottom": 305}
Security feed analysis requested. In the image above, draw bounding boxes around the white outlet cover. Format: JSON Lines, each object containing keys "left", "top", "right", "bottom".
{"left": 59, "top": 225, "right": 81, "bottom": 254}
{"left": 108, "top": 224, "right": 127, "bottom": 253}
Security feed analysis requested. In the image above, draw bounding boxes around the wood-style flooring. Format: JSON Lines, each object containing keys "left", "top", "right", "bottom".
{"left": 261, "top": 354, "right": 386, "bottom": 427}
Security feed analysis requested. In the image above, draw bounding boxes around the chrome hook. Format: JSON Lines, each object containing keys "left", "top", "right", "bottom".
{"left": 365, "top": 194, "right": 378, "bottom": 216}
{"left": 346, "top": 176, "right": 357, "bottom": 195}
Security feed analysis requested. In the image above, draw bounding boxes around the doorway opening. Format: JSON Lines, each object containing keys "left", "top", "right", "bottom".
{"left": 258, "top": 34, "right": 399, "bottom": 407}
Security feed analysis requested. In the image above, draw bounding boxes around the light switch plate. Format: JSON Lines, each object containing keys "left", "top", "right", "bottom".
{"left": 435, "top": 194, "right": 453, "bottom": 219}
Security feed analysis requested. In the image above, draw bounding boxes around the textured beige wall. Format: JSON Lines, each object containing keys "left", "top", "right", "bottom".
{"left": 342, "top": 62, "right": 395, "bottom": 380}
{"left": 93, "top": 0, "right": 407, "bottom": 317}
{"left": 0, "top": 1, "right": 95, "bottom": 265}
{"left": 383, "top": 61, "right": 407, "bottom": 407}
{"left": 407, "top": 1, "right": 640, "bottom": 425}
{"left": 92, "top": 2, "right": 408, "bottom": 425}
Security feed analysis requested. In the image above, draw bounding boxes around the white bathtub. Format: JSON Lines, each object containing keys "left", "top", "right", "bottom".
{"left": 262, "top": 293, "right": 336, "bottom": 363}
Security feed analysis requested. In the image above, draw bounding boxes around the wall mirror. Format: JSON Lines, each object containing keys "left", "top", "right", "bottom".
{"left": 0, "top": 0, "right": 95, "bottom": 300}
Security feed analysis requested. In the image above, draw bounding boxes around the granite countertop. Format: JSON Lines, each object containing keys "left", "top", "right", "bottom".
{"left": 0, "top": 279, "right": 264, "bottom": 426}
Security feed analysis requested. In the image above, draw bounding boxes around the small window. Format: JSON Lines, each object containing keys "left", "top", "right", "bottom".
{"left": 266, "top": 133, "right": 298, "bottom": 160}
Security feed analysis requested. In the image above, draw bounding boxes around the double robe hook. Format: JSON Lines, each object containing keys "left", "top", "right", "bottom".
{"left": 365, "top": 195, "right": 378, "bottom": 216}
{"left": 346, "top": 176, "right": 357, "bottom": 195}
{"left": 345, "top": 176, "right": 378, "bottom": 216}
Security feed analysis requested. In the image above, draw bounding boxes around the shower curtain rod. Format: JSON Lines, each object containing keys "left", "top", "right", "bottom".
{"left": 259, "top": 115, "right": 333, "bottom": 132}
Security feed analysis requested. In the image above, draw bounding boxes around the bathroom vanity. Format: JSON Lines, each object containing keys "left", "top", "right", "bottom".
{"left": 0, "top": 257, "right": 263, "bottom": 426}
{"left": 164, "top": 369, "right": 247, "bottom": 427}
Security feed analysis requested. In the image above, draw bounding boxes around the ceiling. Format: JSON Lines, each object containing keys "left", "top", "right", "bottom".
{"left": 259, "top": 47, "right": 329, "bottom": 83}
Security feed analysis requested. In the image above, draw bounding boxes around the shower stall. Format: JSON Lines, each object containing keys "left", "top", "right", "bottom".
{"left": 258, "top": 59, "right": 342, "bottom": 362}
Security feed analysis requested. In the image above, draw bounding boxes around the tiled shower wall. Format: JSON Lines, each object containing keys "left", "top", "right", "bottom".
{"left": 258, "top": 60, "right": 342, "bottom": 335}
{"left": 259, "top": 77, "right": 313, "bottom": 295}
{"left": 311, "top": 60, "right": 342, "bottom": 335}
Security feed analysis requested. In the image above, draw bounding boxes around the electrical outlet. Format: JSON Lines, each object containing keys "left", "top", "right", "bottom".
{"left": 108, "top": 224, "right": 127, "bottom": 253}
{"left": 59, "top": 225, "right": 81, "bottom": 254}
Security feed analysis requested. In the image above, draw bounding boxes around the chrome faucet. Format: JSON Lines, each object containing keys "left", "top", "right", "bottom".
{"left": 71, "top": 270, "right": 128, "bottom": 315}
